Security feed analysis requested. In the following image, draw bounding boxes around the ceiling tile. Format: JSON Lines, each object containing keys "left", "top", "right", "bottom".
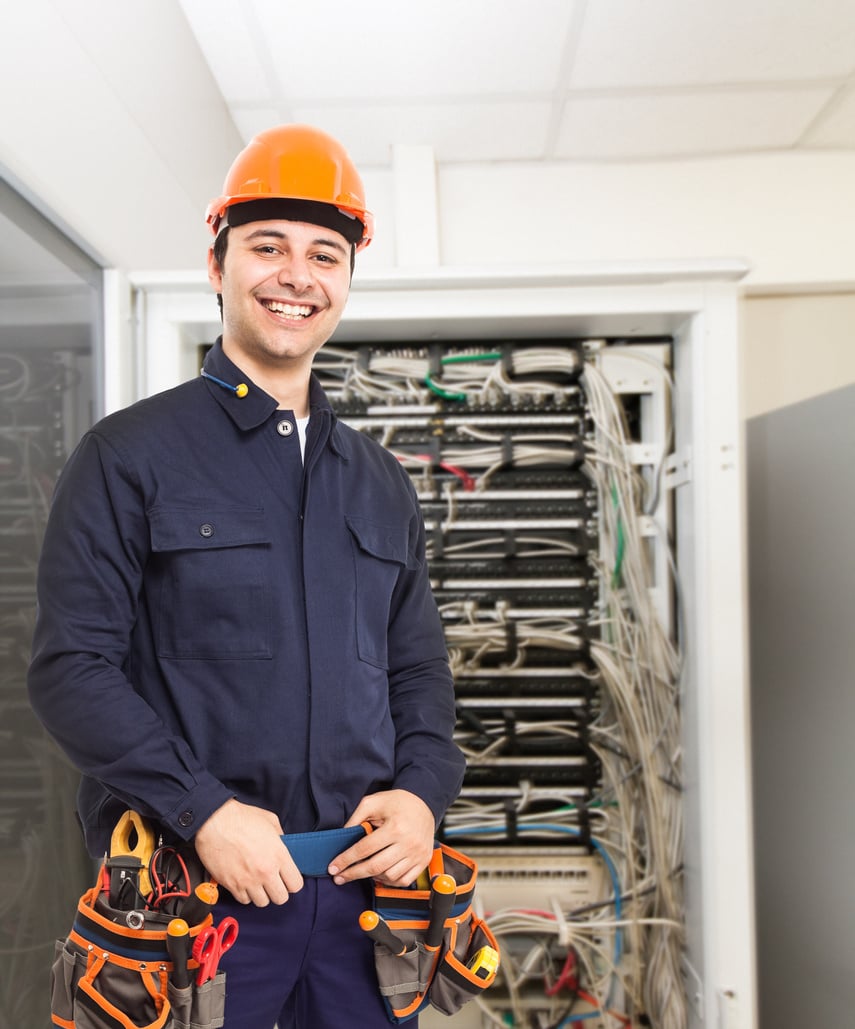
{"left": 571, "top": 0, "right": 855, "bottom": 88}
{"left": 555, "top": 87, "right": 835, "bottom": 160}
{"left": 250, "top": 0, "right": 577, "bottom": 100}
{"left": 290, "top": 101, "right": 554, "bottom": 166}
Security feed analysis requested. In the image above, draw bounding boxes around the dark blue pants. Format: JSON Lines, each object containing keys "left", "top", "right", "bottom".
{"left": 215, "top": 877, "right": 411, "bottom": 1028}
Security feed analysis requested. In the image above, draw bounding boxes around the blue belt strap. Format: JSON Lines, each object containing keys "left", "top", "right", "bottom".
{"left": 281, "top": 825, "right": 367, "bottom": 876}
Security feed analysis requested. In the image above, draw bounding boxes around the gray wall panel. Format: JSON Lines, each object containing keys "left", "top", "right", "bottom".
{"left": 747, "top": 383, "right": 855, "bottom": 1027}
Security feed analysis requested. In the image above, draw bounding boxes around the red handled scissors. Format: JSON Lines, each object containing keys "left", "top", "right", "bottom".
{"left": 192, "top": 916, "right": 239, "bottom": 986}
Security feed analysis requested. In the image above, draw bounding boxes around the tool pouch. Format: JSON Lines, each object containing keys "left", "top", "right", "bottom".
{"left": 369, "top": 842, "right": 500, "bottom": 1023}
{"left": 49, "top": 881, "right": 225, "bottom": 1029}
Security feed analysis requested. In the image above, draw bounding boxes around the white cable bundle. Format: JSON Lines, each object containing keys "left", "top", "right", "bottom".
{"left": 582, "top": 354, "right": 686, "bottom": 1029}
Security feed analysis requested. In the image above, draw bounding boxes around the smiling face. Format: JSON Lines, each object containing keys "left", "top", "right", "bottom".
{"left": 207, "top": 219, "right": 352, "bottom": 385}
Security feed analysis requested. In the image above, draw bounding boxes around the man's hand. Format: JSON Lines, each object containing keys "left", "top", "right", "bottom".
{"left": 328, "top": 789, "right": 435, "bottom": 887}
{"left": 194, "top": 799, "right": 303, "bottom": 906}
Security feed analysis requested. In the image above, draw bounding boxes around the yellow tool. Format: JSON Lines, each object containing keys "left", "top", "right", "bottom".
{"left": 110, "top": 809, "right": 156, "bottom": 896}
{"left": 467, "top": 945, "right": 499, "bottom": 980}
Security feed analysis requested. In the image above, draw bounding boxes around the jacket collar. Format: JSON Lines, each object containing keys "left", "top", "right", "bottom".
{"left": 202, "top": 339, "right": 346, "bottom": 459}
{"left": 202, "top": 339, "right": 277, "bottom": 430}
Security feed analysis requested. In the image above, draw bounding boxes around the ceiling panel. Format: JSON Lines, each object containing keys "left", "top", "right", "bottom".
{"left": 250, "top": 0, "right": 578, "bottom": 101}
{"left": 179, "top": 0, "right": 855, "bottom": 166}
{"left": 555, "top": 86, "right": 836, "bottom": 160}
{"left": 289, "top": 101, "right": 554, "bottom": 165}
{"left": 572, "top": 0, "right": 855, "bottom": 89}
{"left": 571, "top": 0, "right": 855, "bottom": 89}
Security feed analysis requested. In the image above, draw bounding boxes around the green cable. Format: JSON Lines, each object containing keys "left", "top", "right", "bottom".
{"left": 440, "top": 352, "right": 502, "bottom": 364}
{"left": 555, "top": 798, "right": 615, "bottom": 813}
{"left": 610, "top": 482, "right": 625, "bottom": 589}
{"left": 424, "top": 351, "right": 503, "bottom": 401}
{"left": 424, "top": 372, "right": 467, "bottom": 401}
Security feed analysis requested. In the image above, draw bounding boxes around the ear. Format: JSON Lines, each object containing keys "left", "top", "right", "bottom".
{"left": 207, "top": 246, "right": 223, "bottom": 292}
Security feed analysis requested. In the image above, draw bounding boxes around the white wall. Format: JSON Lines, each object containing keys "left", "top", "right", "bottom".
{"left": 741, "top": 291, "right": 855, "bottom": 417}
{"left": 368, "top": 152, "right": 855, "bottom": 291}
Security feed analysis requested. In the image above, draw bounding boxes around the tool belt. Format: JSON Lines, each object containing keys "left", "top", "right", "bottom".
{"left": 50, "top": 812, "right": 228, "bottom": 1029}
{"left": 366, "top": 841, "right": 500, "bottom": 1023}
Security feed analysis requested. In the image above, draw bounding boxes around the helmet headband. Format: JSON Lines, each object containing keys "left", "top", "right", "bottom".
{"left": 223, "top": 198, "right": 364, "bottom": 245}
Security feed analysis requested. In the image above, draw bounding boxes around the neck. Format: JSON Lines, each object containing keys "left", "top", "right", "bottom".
{"left": 266, "top": 375, "right": 312, "bottom": 415}
{"left": 221, "top": 339, "right": 313, "bottom": 415}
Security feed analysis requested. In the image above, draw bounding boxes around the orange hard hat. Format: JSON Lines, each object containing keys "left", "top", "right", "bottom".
{"left": 206, "top": 124, "right": 373, "bottom": 250}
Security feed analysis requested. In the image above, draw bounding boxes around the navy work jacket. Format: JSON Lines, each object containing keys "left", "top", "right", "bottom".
{"left": 28, "top": 342, "right": 464, "bottom": 856}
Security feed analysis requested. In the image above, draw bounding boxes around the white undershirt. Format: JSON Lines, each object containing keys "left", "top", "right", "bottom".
{"left": 296, "top": 416, "right": 310, "bottom": 460}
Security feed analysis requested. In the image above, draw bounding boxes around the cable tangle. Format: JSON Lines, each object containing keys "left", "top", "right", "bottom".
{"left": 321, "top": 341, "right": 685, "bottom": 1028}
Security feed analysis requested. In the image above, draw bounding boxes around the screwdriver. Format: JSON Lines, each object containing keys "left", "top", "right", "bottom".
{"left": 166, "top": 918, "right": 191, "bottom": 989}
{"left": 181, "top": 881, "right": 218, "bottom": 926}
{"left": 424, "top": 874, "right": 456, "bottom": 951}
{"left": 359, "top": 910, "right": 408, "bottom": 956}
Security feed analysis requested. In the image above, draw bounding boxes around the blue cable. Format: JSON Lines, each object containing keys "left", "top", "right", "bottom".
{"left": 201, "top": 370, "right": 248, "bottom": 397}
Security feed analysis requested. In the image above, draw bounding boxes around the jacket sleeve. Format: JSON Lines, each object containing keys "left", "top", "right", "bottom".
{"left": 27, "top": 430, "right": 234, "bottom": 843}
{"left": 385, "top": 475, "right": 465, "bottom": 825}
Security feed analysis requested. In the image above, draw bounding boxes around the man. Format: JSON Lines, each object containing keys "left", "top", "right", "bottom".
{"left": 28, "top": 124, "right": 464, "bottom": 1027}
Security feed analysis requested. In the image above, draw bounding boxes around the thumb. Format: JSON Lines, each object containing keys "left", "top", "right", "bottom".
{"left": 343, "top": 794, "right": 381, "bottom": 829}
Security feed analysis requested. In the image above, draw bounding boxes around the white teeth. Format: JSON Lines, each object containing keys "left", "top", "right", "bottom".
{"left": 264, "top": 300, "right": 313, "bottom": 318}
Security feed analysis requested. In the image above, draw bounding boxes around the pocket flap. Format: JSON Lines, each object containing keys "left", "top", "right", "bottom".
{"left": 149, "top": 507, "right": 268, "bottom": 552}
{"left": 346, "top": 515, "right": 410, "bottom": 565}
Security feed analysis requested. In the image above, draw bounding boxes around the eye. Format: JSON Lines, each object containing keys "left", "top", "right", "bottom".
{"left": 254, "top": 245, "right": 280, "bottom": 255}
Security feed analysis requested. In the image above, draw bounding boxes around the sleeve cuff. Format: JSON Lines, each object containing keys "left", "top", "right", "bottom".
{"left": 163, "top": 778, "right": 235, "bottom": 841}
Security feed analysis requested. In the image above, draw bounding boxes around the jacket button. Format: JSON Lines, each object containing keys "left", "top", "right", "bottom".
{"left": 199, "top": 523, "right": 214, "bottom": 538}
{"left": 178, "top": 810, "right": 194, "bottom": 828}
{"left": 276, "top": 419, "right": 294, "bottom": 437}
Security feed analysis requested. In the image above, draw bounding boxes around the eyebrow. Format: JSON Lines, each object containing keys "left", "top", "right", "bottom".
{"left": 244, "top": 227, "right": 348, "bottom": 255}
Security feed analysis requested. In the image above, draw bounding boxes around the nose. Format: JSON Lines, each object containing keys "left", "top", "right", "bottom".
{"left": 276, "top": 252, "right": 314, "bottom": 293}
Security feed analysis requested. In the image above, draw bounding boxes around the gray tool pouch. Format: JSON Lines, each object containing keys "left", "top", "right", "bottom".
{"left": 368, "top": 842, "right": 500, "bottom": 1023}
{"left": 50, "top": 882, "right": 226, "bottom": 1029}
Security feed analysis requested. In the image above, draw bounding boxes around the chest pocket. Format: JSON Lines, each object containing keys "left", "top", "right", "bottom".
{"left": 149, "top": 506, "right": 272, "bottom": 660}
{"left": 346, "top": 515, "right": 411, "bottom": 670}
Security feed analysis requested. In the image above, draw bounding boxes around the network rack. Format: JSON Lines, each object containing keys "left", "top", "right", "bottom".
{"left": 314, "top": 338, "right": 683, "bottom": 1028}
{"left": 0, "top": 347, "right": 93, "bottom": 1028}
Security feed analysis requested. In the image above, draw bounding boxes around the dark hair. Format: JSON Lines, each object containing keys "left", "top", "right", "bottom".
{"left": 212, "top": 228, "right": 229, "bottom": 319}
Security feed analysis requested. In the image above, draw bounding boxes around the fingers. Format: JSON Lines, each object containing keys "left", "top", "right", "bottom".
{"left": 194, "top": 799, "right": 304, "bottom": 905}
{"left": 329, "top": 796, "right": 434, "bottom": 885}
{"left": 330, "top": 843, "right": 424, "bottom": 887}
{"left": 238, "top": 866, "right": 295, "bottom": 907}
{"left": 224, "top": 841, "right": 304, "bottom": 905}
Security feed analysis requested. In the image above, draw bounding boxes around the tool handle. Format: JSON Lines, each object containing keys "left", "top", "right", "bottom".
{"left": 425, "top": 873, "right": 456, "bottom": 951}
{"left": 359, "top": 910, "right": 408, "bottom": 956}
{"left": 166, "top": 919, "right": 191, "bottom": 990}
{"left": 181, "top": 881, "right": 219, "bottom": 925}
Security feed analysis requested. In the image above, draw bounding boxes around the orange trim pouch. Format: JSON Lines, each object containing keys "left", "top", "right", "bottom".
{"left": 50, "top": 846, "right": 228, "bottom": 1029}
{"left": 365, "top": 842, "right": 500, "bottom": 1023}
